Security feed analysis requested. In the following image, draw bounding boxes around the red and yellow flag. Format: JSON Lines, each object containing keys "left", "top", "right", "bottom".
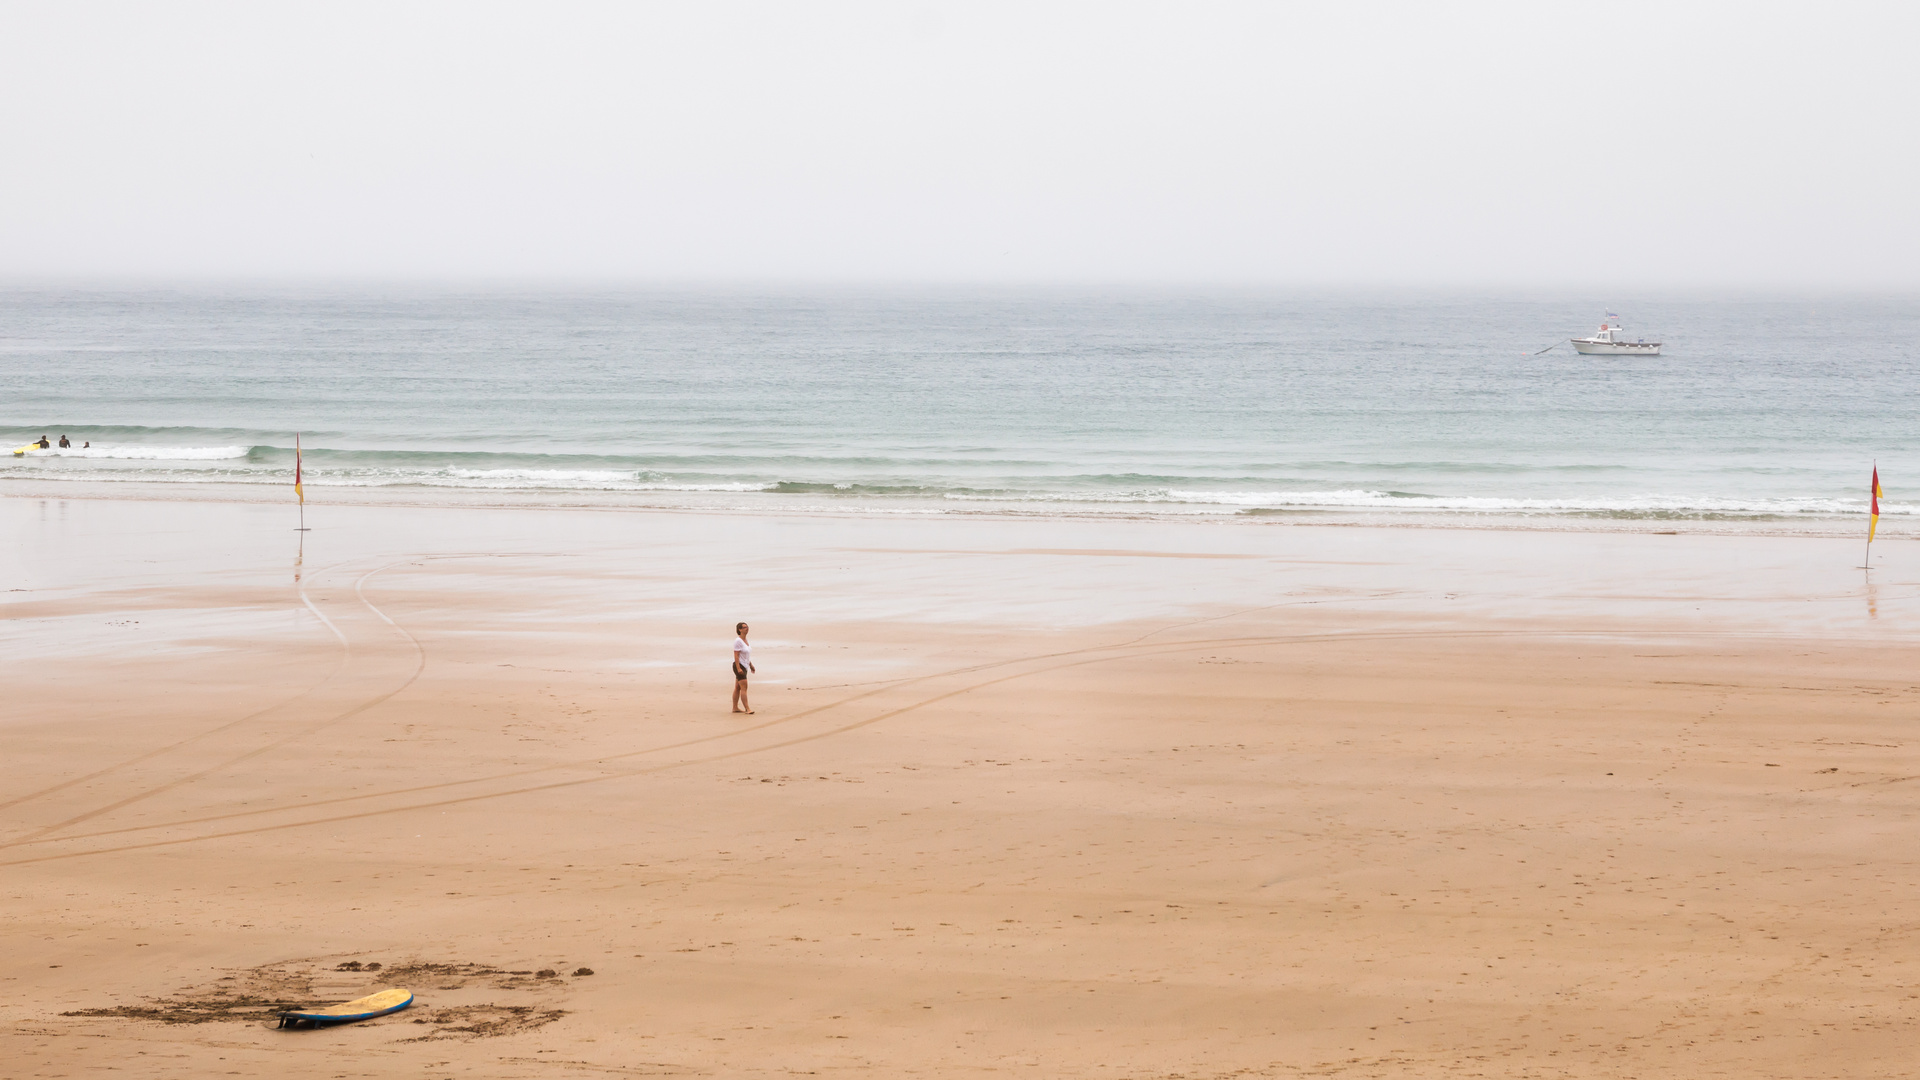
{"left": 294, "top": 433, "right": 304, "bottom": 505}
{"left": 1868, "top": 465, "right": 1881, "bottom": 543}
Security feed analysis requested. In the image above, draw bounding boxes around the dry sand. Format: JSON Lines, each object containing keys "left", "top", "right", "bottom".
{"left": 3, "top": 495, "right": 1918, "bottom": 1078}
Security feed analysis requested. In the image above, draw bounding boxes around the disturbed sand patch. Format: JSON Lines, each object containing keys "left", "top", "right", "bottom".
{"left": 400, "top": 1003, "right": 570, "bottom": 1041}
{"left": 61, "top": 960, "right": 324, "bottom": 1025}
{"left": 60, "top": 956, "right": 581, "bottom": 1035}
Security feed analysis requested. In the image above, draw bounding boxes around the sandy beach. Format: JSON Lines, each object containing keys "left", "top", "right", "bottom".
{"left": 4, "top": 493, "right": 1918, "bottom": 1078}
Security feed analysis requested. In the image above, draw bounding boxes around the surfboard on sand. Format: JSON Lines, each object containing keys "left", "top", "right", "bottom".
{"left": 277, "top": 987, "right": 413, "bottom": 1028}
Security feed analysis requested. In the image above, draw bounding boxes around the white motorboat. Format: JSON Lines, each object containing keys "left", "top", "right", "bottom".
{"left": 1571, "top": 318, "right": 1661, "bottom": 356}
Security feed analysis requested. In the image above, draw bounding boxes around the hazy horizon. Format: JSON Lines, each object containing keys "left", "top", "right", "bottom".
{"left": 3, "top": 2, "right": 1915, "bottom": 289}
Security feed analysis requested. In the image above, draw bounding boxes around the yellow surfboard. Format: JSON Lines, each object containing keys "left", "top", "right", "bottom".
{"left": 11, "top": 445, "right": 38, "bottom": 456}
{"left": 277, "top": 987, "right": 413, "bottom": 1028}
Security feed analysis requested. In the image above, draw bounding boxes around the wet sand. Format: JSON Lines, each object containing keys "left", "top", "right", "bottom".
{"left": 3, "top": 495, "right": 1918, "bottom": 1078}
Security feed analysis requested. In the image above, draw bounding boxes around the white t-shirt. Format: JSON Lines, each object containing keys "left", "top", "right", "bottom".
{"left": 733, "top": 636, "right": 752, "bottom": 669}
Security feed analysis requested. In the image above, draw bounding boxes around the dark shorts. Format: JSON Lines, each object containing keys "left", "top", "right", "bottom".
{"left": 733, "top": 661, "right": 748, "bottom": 681}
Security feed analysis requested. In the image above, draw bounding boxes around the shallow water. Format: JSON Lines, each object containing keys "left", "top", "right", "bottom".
{"left": 2, "top": 286, "right": 1914, "bottom": 526}
{"left": 4, "top": 497, "right": 1914, "bottom": 645}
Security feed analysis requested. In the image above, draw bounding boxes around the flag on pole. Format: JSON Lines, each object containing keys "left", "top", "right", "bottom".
{"left": 1869, "top": 465, "right": 1882, "bottom": 544}
{"left": 295, "top": 433, "right": 304, "bottom": 505}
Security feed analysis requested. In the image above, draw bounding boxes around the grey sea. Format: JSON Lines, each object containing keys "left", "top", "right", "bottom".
{"left": 2, "top": 286, "right": 1913, "bottom": 531}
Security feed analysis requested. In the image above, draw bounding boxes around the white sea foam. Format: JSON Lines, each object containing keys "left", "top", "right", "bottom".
{"left": 340, "top": 468, "right": 765, "bottom": 492}
{"left": 1161, "top": 489, "right": 1896, "bottom": 515}
{"left": 939, "top": 487, "right": 1901, "bottom": 515}
{"left": 3, "top": 467, "right": 1908, "bottom": 533}
{"left": 7, "top": 444, "right": 250, "bottom": 460}
{"left": 444, "top": 467, "right": 641, "bottom": 484}
{"left": 3, "top": 455, "right": 1904, "bottom": 519}
{"left": 1182, "top": 488, "right": 1904, "bottom": 511}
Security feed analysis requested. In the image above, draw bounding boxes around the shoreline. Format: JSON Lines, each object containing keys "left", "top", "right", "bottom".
{"left": 5, "top": 491, "right": 1913, "bottom": 639}
{"left": 4, "top": 478, "right": 1908, "bottom": 540}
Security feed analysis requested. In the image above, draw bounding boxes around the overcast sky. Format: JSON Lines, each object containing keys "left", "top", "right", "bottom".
{"left": 1, "top": 2, "right": 1914, "bottom": 287}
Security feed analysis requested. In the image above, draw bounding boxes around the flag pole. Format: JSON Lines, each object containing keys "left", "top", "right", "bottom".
{"left": 295, "top": 432, "right": 310, "bottom": 531}
{"left": 1862, "top": 463, "right": 1880, "bottom": 570}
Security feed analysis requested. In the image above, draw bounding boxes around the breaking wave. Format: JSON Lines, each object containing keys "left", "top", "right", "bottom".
{"left": 7, "top": 444, "right": 250, "bottom": 460}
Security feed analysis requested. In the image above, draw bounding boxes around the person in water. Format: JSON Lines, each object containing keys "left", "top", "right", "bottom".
{"left": 57, "top": 435, "right": 70, "bottom": 448}
{"left": 34, "top": 436, "right": 49, "bottom": 449}
{"left": 731, "top": 622, "right": 755, "bottom": 714}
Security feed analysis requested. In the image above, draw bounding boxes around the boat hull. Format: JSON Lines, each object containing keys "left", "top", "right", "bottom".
{"left": 1571, "top": 340, "right": 1661, "bottom": 356}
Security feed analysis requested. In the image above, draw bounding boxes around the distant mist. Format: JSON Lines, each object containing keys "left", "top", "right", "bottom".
{"left": 1, "top": 2, "right": 1914, "bottom": 288}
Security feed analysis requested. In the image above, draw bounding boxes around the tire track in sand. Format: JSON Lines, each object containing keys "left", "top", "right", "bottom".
{"left": 1, "top": 559, "right": 421, "bottom": 844}
{"left": 0, "top": 624, "right": 1766, "bottom": 866}
{"left": 0, "top": 559, "right": 363, "bottom": 818}
{"left": 1, "top": 585, "right": 1424, "bottom": 848}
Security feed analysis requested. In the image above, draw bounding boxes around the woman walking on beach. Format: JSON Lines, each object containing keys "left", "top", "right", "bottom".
{"left": 731, "top": 622, "right": 755, "bottom": 713}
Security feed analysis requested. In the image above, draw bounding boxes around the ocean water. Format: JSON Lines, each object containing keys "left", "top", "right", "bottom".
{"left": 1, "top": 286, "right": 1914, "bottom": 529}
